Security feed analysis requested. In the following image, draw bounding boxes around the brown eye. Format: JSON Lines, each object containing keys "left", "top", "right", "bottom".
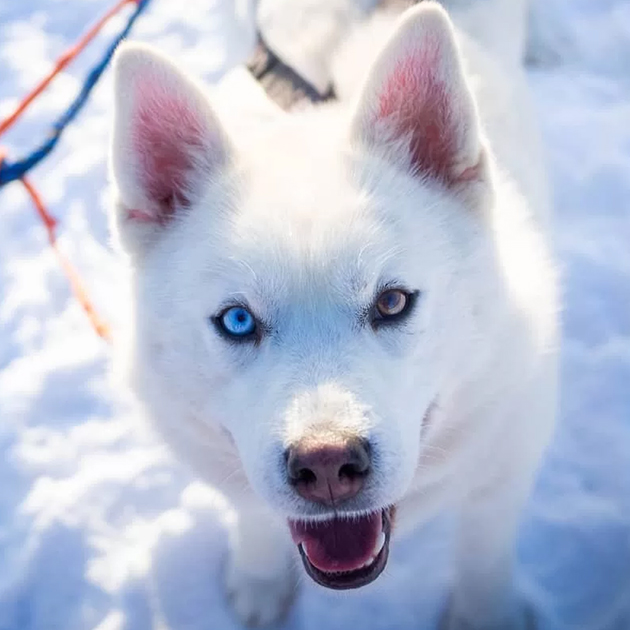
{"left": 376, "top": 289, "right": 409, "bottom": 318}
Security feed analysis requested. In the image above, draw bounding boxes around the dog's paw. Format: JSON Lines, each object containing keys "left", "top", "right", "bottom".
{"left": 225, "top": 558, "right": 297, "bottom": 627}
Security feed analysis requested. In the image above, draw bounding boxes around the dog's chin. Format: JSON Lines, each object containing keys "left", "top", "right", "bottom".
{"left": 288, "top": 507, "right": 394, "bottom": 590}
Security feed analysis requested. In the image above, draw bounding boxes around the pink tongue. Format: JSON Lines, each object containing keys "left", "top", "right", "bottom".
{"left": 288, "top": 512, "right": 382, "bottom": 573}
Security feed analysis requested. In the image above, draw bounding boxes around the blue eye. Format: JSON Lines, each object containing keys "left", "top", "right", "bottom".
{"left": 217, "top": 306, "right": 257, "bottom": 339}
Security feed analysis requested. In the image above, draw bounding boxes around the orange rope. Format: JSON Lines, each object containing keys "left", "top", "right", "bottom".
{"left": 0, "top": 0, "right": 138, "bottom": 138}
{"left": 19, "top": 177, "right": 112, "bottom": 342}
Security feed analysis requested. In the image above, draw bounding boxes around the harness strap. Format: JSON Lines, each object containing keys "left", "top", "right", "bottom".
{"left": 245, "top": 1, "right": 421, "bottom": 110}
{"left": 246, "top": 34, "right": 335, "bottom": 110}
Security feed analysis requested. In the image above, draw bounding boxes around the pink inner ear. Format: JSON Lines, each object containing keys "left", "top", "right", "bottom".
{"left": 375, "top": 40, "right": 457, "bottom": 185}
{"left": 132, "top": 78, "right": 210, "bottom": 224}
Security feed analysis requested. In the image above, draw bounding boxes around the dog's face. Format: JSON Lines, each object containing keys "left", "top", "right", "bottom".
{"left": 111, "top": 5, "right": 491, "bottom": 589}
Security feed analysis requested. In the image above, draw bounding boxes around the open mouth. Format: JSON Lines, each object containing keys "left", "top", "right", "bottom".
{"left": 288, "top": 508, "right": 393, "bottom": 589}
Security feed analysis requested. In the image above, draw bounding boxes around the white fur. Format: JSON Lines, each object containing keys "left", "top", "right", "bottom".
{"left": 258, "top": 0, "right": 378, "bottom": 93}
{"left": 109, "top": 3, "right": 558, "bottom": 629}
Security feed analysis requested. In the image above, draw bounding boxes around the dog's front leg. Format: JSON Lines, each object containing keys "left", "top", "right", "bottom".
{"left": 441, "top": 362, "right": 556, "bottom": 630}
{"left": 225, "top": 502, "right": 297, "bottom": 627}
{"left": 445, "top": 480, "right": 529, "bottom": 630}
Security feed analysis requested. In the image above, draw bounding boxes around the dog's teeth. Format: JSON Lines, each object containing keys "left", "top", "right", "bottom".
{"left": 373, "top": 532, "right": 386, "bottom": 555}
{"left": 361, "top": 553, "right": 379, "bottom": 569}
{"left": 302, "top": 544, "right": 313, "bottom": 561}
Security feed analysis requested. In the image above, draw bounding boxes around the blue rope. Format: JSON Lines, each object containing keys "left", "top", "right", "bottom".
{"left": 0, "top": 0, "right": 151, "bottom": 187}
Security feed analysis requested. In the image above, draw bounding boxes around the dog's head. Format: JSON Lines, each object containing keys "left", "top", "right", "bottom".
{"left": 110, "top": 4, "right": 494, "bottom": 589}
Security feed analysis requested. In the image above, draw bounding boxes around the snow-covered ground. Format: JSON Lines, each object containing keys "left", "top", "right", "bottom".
{"left": 0, "top": 1, "right": 628, "bottom": 629}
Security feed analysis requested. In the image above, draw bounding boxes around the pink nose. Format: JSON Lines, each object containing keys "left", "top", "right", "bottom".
{"left": 286, "top": 437, "right": 371, "bottom": 505}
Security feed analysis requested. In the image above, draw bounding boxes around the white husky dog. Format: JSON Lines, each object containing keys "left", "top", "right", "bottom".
{"left": 109, "top": 1, "right": 558, "bottom": 628}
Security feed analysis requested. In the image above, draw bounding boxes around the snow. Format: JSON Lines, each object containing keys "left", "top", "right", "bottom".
{"left": 0, "top": 1, "right": 628, "bottom": 629}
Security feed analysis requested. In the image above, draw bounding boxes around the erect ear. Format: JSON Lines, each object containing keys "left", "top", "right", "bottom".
{"left": 110, "top": 44, "right": 231, "bottom": 254}
{"left": 350, "top": 3, "right": 489, "bottom": 204}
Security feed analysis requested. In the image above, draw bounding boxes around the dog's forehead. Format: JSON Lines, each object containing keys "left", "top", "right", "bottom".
{"left": 191, "top": 128, "right": 451, "bottom": 309}
{"left": 229, "top": 151, "right": 392, "bottom": 283}
{"left": 243, "top": 143, "right": 363, "bottom": 223}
